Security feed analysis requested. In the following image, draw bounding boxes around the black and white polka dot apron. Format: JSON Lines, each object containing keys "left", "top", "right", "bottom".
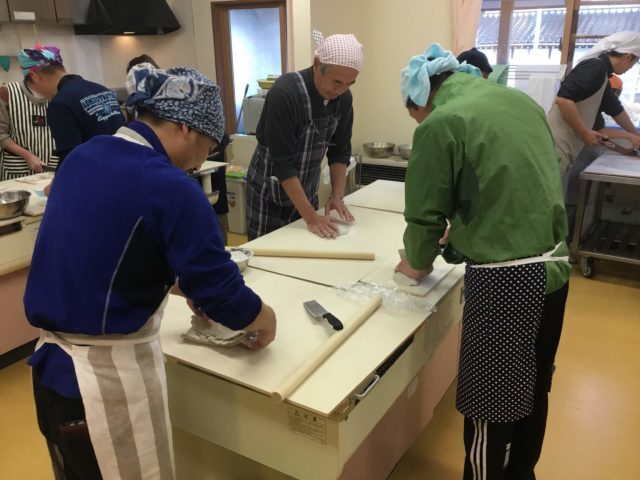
{"left": 456, "top": 245, "right": 568, "bottom": 423}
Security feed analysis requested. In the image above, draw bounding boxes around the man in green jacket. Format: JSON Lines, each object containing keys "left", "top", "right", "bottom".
{"left": 396, "top": 43, "right": 571, "bottom": 480}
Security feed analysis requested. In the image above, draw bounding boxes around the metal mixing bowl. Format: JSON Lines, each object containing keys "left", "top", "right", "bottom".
{"left": 0, "top": 190, "right": 30, "bottom": 220}
{"left": 362, "top": 142, "right": 395, "bottom": 158}
{"left": 397, "top": 144, "right": 412, "bottom": 159}
{"left": 226, "top": 247, "right": 254, "bottom": 272}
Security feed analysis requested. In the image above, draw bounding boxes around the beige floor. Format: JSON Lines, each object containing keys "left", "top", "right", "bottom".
{"left": 1, "top": 259, "right": 639, "bottom": 480}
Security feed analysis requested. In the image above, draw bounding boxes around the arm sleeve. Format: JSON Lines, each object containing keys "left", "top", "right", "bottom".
{"left": 557, "top": 59, "right": 607, "bottom": 102}
{"left": 147, "top": 173, "right": 262, "bottom": 330}
{"left": 403, "top": 117, "right": 459, "bottom": 270}
{"left": 47, "top": 102, "right": 83, "bottom": 158}
{"left": 262, "top": 86, "right": 302, "bottom": 181}
{"left": 326, "top": 91, "right": 353, "bottom": 166}
{"left": 599, "top": 84, "right": 624, "bottom": 117}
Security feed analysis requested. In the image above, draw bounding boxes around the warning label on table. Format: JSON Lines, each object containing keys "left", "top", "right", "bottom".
{"left": 288, "top": 407, "right": 327, "bottom": 444}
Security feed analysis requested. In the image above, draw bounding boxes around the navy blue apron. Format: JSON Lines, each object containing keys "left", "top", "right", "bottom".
{"left": 246, "top": 72, "right": 340, "bottom": 239}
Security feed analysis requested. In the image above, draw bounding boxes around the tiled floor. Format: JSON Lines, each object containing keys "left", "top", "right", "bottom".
{"left": 2, "top": 259, "right": 638, "bottom": 479}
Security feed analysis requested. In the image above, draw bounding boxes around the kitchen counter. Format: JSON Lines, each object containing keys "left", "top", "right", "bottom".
{"left": 0, "top": 175, "right": 49, "bottom": 358}
{"left": 0, "top": 174, "right": 51, "bottom": 276}
{"left": 161, "top": 181, "right": 465, "bottom": 479}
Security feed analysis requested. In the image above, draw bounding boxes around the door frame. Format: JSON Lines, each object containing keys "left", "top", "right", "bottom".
{"left": 211, "top": 0, "right": 287, "bottom": 133}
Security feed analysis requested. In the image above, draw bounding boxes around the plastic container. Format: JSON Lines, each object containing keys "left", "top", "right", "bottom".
{"left": 226, "top": 174, "right": 247, "bottom": 234}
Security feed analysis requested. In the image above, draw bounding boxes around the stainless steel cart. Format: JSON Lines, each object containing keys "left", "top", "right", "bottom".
{"left": 570, "top": 153, "right": 640, "bottom": 278}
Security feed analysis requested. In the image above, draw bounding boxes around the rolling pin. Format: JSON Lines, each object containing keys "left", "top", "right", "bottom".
{"left": 272, "top": 295, "right": 382, "bottom": 402}
{"left": 251, "top": 248, "right": 375, "bottom": 261}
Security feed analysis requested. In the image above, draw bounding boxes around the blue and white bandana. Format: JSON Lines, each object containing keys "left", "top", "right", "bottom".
{"left": 127, "top": 65, "right": 224, "bottom": 142}
{"left": 401, "top": 43, "right": 481, "bottom": 107}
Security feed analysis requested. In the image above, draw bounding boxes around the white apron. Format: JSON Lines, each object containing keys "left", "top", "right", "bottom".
{"left": 35, "top": 127, "right": 175, "bottom": 480}
{"left": 547, "top": 74, "right": 607, "bottom": 194}
{"left": 468, "top": 242, "right": 569, "bottom": 269}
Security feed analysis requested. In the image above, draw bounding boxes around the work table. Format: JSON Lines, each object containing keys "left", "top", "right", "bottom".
{"left": 161, "top": 179, "right": 465, "bottom": 479}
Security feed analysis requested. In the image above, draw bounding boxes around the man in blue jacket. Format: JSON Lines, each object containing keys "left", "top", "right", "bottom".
{"left": 19, "top": 45, "right": 125, "bottom": 167}
{"left": 24, "top": 64, "right": 277, "bottom": 480}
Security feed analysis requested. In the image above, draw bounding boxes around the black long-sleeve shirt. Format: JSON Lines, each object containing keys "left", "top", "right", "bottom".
{"left": 255, "top": 67, "right": 353, "bottom": 180}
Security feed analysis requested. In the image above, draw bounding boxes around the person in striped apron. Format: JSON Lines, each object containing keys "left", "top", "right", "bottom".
{"left": 19, "top": 45, "right": 125, "bottom": 168}
{"left": 24, "top": 64, "right": 277, "bottom": 480}
{"left": 396, "top": 44, "right": 571, "bottom": 480}
{"left": 0, "top": 81, "right": 58, "bottom": 180}
{"left": 246, "top": 32, "right": 363, "bottom": 240}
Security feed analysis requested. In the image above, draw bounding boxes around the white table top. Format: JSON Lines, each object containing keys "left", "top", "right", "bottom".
{"left": 344, "top": 180, "right": 405, "bottom": 214}
{"left": 582, "top": 153, "right": 640, "bottom": 179}
{"left": 243, "top": 206, "right": 406, "bottom": 286}
{"left": 160, "top": 180, "right": 464, "bottom": 416}
{"left": 192, "top": 160, "right": 227, "bottom": 177}
{"left": 160, "top": 266, "right": 463, "bottom": 416}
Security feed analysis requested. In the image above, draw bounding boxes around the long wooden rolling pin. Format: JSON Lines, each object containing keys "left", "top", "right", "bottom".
{"left": 251, "top": 248, "right": 375, "bottom": 261}
{"left": 272, "top": 295, "right": 383, "bottom": 402}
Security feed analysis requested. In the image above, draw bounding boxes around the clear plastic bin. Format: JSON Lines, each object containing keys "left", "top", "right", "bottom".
{"left": 226, "top": 177, "right": 247, "bottom": 234}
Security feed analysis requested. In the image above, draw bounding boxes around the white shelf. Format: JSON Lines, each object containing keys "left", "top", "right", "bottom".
{"left": 358, "top": 155, "right": 408, "bottom": 168}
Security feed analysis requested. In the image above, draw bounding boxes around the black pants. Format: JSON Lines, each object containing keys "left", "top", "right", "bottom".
{"left": 462, "top": 282, "right": 569, "bottom": 480}
{"left": 32, "top": 372, "right": 102, "bottom": 480}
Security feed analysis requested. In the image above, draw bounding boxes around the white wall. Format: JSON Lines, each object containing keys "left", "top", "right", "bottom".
{"left": 1, "top": 0, "right": 453, "bottom": 147}
{"left": 0, "top": 0, "right": 197, "bottom": 89}
{"left": 98, "top": 0, "right": 197, "bottom": 88}
{"left": 189, "top": 0, "right": 452, "bottom": 151}
{"left": 0, "top": 23, "right": 103, "bottom": 84}
{"left": 310, "top": 0, "right": 453, "bottom": 151}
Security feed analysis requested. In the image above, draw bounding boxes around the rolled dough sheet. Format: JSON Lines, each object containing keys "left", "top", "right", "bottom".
{"left": 362, "top": 256, "right": 455, "bottom": 297}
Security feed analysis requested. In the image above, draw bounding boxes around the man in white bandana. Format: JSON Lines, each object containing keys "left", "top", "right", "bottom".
{"left": 547, "top": 32, "right": 640, "bottom": 244}
{"left": 246, "top": 32, "right": 363, "bottom": 239}
{"left": 547, "top": 31, "right": 640, "bottom": 192}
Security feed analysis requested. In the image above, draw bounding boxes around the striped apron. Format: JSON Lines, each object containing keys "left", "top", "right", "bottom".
{"left": 456, "top": 245, "right": 569, "bottom": 423}
{"left": 546, "top": 71, "right": 607, "bottom": 195}
{"left": 0, "top": 82, "right": 58, "bottom": 180}
{"left": 35, "top": 128, "right": 175, "bottom": 480}
{"left": 246, "top": 72, "right": 340, "bottom": 239}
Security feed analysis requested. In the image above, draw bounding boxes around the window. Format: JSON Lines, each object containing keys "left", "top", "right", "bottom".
{"left": 211, "top": 1, "right": 286, "bottom": 134}
{"left": 477, "top": 1, "right": 567, "bottom": 65}
{"left": 476, "top": 1, "right": 640, "bottom": 120}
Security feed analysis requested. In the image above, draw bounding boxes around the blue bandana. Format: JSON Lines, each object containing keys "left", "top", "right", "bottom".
{"left": 400, "top": 43, "right": 481, "bottom": 107}
{"left": 127, "top": 65, "right": 224, "bottom": 142}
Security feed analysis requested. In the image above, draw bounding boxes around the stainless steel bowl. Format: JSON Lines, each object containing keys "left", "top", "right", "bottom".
{"left": 226, "top": 247, "right": 254, "bottom": 272}
{"left": 0, "top": 190, "right": 30, "bottom": 220}
{"left": 397, "top": 144, "right": 412, "bottom": 159}
{"left": 362, "top": 142, "right": 395, "bottom": 158}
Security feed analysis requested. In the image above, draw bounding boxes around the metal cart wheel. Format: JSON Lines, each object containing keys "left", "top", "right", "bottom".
{"left": 580, "top": 256, "right": 595, "bottom": 278}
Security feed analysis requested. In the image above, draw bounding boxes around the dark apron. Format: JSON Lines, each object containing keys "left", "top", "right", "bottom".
{"left": 246, "top": 72, "right": 340, "bottom": 239}
{"left": 456, "top": 260, "right": 547, "bottom": 423}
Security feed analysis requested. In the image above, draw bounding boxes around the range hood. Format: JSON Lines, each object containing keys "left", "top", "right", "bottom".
{"left": 73, "top": 0, "right": 180, "bottom": 35}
